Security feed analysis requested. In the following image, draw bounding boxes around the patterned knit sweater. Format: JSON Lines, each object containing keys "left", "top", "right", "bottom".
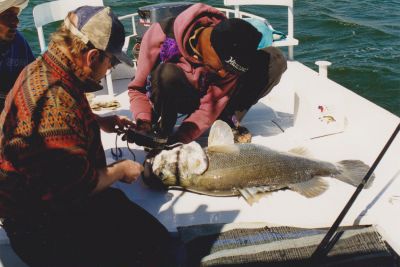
{"left": 0, "top": 42, "right": 105, "bottom": 218}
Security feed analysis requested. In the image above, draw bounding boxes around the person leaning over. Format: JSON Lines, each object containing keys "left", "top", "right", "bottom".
{"left": 0, "top": 0, "right": 34, "bottom": 111}
{"left": 0, "top": 5, "right": 170, "bottom": 267}
{"left": 128, "top": 3, "right": 287, "bottom": 144}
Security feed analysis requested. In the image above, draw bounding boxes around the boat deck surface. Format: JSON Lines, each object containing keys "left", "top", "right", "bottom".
{"left": 98, "top": 61, "right": 400, "bottom": 248}
{"left": 0, "top": 60, "right": 399, "bottom": 266}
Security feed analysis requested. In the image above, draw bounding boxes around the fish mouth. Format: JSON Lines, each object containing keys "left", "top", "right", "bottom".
{"left": 143, "top": 142, "right": 208, "bottom": 189}
{"left": 142, "top": 157, "right": 168, "bottom": 190}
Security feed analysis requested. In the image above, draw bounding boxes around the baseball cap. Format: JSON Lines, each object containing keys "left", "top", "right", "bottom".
{"left": 64, "top": 5, "right": 133, "bottom": 67}
{"left": 0, "top": 0, "right": 28, "bottom": 14}
{"left": 210, "top": 18, "right": 262, "bottom": 74}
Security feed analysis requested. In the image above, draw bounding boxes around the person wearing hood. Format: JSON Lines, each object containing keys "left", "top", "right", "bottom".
{"left": 0, "top": 6, "right": 170, "bottom": 267}
{"left": 128, "top": 3, "right": 287, "bottom": 144}
{"left": 0, "top": 0, "right": 34, "bottom": 111}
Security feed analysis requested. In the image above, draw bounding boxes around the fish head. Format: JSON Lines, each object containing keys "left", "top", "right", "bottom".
{"left": 143, "top": 142, "right": 208, "bottom": 188}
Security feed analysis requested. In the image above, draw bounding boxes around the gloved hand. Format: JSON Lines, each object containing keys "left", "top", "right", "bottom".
{"left": 135, "top": 119, "right": 152, "bottom": 133}
{"left": 232, "top": 125, "right": 252, "bottom": 143}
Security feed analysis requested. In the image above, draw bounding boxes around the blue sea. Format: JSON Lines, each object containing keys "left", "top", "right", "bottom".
{"left": 18, "top": 0, "right": 400, "bottom": 116}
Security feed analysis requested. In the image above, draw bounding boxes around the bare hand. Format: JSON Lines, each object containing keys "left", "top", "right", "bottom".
{"left": 92, "top": 160, "right": 144, "bottom": 193}
{"left": 97, "top": 115, "right": 136, "bottom": 133}
{"left": 119, "top": 160, "right": 144, "bottom": 184}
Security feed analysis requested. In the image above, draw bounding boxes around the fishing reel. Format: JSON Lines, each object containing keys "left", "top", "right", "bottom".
{"left": 116, "top": 126, "right": 183, "bottom": 152}
{"left": 117, "top": 126, "right": 168, "bottom": 150}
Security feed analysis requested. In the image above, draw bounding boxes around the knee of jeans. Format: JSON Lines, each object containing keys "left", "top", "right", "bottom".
{"left": 157, "top": 63, "right": 184, "bottom": 90}
{"left": 176, "top": 96, "right": 199, "bottom": 114}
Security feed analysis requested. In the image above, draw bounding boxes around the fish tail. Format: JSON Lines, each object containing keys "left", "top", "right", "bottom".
{"left": 335, "top": 160, "right": 375, "bottom": 188}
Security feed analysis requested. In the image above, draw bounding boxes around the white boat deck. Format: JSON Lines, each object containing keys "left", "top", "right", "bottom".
{"left": 0, "top": 59, "right": 398, "bottom": 267}
{"left": 96, "top": 60, "right": 400, "bottom": 250}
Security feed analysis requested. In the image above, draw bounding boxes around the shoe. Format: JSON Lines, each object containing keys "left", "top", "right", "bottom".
{"left": 232, "top": 125, "right": 252, "bottom": 143}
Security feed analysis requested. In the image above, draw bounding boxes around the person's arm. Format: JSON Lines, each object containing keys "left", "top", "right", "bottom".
{"left": 95, "top": 114, "right": 136, "bottom": 133}
{"left": 128, "top": 88, "right": 153, "bottom": 125}
{"left": 11, "top": 110, "right": 97, "bottom": 201}
{"left": 170, "top": 98, "right": 229, "bottom": 143}
{"left": 128, "top": 23, "right": 167, "bottom": 125}
{"left": 170, "top": 80, "right": 237, "bottom": 143}
{"left": 12, "top": 107, "right": 138, "bottom": 203}
{"left": 92, "top": 160, "right": 143, "bottom": 194}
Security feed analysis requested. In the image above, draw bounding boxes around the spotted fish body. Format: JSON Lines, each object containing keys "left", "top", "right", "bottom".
{"left": 187, "top": 144, "right": 339, "bottom": 196}
{"left": 144, "top": 121, "right": 374, "bottom": 203}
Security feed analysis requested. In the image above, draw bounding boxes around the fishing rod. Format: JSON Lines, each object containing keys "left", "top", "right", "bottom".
{"left": 310, "top": 122, "right": 400, "bottom": 263}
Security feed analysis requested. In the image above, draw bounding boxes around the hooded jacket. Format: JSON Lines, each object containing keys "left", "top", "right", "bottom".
{"left": 128, "top": 3, "right": 239, "bottom": 142}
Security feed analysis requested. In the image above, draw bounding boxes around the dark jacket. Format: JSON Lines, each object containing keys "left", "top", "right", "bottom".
{"left": 0, "top": 30, "right": 34, "bottom": 104}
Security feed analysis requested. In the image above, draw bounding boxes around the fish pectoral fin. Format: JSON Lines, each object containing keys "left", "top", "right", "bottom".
{"left": 289, "top": 177, "right": 329, "bottom": 198}
{"left": 208, "top": 120, "right": 235, "bottom": 147}
{"left": 239, "top": 187, "right": 274, "bottom": 206}
{"left": 239, "top": 188, "right": 258, "bottom": 206}
{"left": 288, "top": 147, "right": 313, "bottom": 157}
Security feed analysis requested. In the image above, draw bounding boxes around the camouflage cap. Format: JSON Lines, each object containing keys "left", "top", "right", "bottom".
{"left": 64, "top": 5, "right": 133, "bottom": 66}
{"left": 0, "top": 0, "right": 29, "bottom": 14}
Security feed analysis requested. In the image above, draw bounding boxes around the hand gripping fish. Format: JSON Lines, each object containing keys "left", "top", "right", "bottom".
{"left": 143, "top": 120, "right": 374, "bottom": 204}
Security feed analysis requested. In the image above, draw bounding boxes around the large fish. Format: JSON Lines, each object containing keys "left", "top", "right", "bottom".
{"left": 143, "top": 121, "right": 374, "bottom": 204}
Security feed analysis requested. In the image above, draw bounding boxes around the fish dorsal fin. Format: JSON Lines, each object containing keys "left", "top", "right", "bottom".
{"left": 288, "top": 147, "right": 312, "bottom": 157}
{"left": 208, "top": 120, "right": 234, "bottom": 147}
{"left": 207, "top": 145, "right": 240, "bottom": 154}
{"left": 289, "top": 177, "right": 329, "bottom": 198}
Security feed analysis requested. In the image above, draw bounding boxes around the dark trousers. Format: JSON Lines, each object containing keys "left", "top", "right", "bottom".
{"left": 149, "top": 62, "right": 201, "bottom": 137}
{"left": 3, "top": 188, "right": 171, "bottom": 267}
{"left": 150, "top": 46, "right": 287, "bottom": 134}
{"left": 0, "top": 98, "right": 5, "bottom": 113}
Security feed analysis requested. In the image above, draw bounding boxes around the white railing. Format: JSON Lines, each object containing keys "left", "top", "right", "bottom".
{"left": 120, "top": 0, "right": 298, "bottom": 65}
{"left": 222, "top": 0, "right": 298, "bottom": 60}
{"left": 118, "top": 13, "right": 138, "bottom": 55}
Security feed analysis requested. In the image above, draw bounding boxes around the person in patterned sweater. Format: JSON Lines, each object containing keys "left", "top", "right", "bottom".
{"left": 0, "top": 6, "right": 170, "bottom": 267}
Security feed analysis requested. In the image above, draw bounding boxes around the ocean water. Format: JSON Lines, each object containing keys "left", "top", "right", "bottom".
{"left": 18, "top": 0, "right": 400, "bottom": 116}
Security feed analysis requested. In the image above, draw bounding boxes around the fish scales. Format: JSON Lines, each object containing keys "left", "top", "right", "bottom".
{"left": 188, "top": 144, "right": 339, "bottom": 194}
{"left": 144, "top": 120, "right": 374, "bottom": 203}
